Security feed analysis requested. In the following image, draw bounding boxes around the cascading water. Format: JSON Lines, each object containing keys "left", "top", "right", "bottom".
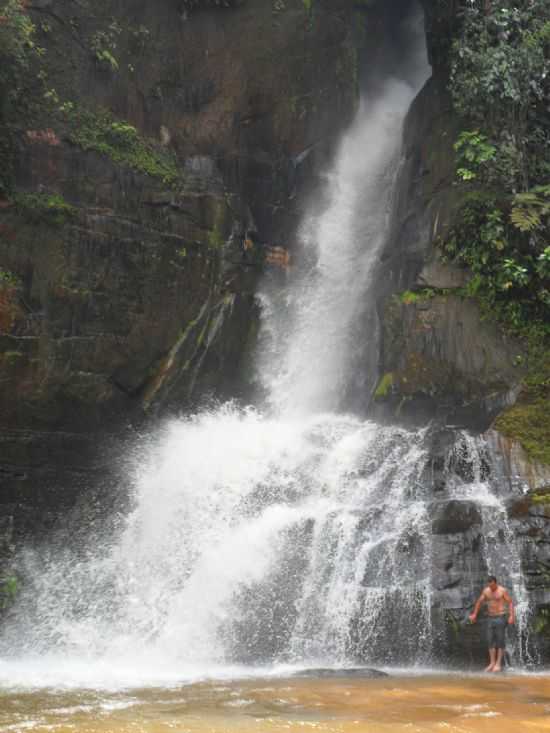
{"left": 258, "top": 7, "right": 430, "bottom": 416}
{"left": 260, "top": 86, "right": 416, "bottom": 416}
{"left": 442, "top": 433, "right": 532, "bottom": 665}
{"left": 0, "top": 3, "right": 532, "bottom": 688}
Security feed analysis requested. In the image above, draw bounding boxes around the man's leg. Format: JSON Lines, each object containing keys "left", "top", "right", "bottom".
{"left": 492, "top": 618, "right": 506, "bottom": 672}
{"left": 485, "top": 618, "right": 496, "bottom": 672}
{"left": 485, "top": 647, "right": 496, "bottom": 672}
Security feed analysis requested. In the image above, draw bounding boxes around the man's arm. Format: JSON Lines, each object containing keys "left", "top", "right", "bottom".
{"left": 504, "top": 590, "right": 515, "bottom": 625}
{"left": 469, "top": 591, "right": 486, "bottom": 623}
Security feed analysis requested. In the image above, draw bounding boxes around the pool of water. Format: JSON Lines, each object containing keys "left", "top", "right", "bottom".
{"left": 1, "top": 673, "right": 550, "bottom": 732}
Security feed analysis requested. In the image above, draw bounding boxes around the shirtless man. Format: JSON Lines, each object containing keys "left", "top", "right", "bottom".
{"left": 469, "top": 576, "right": 515, "bottom": 673}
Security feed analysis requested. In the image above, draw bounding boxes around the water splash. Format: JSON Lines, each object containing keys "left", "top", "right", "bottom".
{"left": 1, "top": 415, "right": 530, "bottom": 682}
{"left": 1, "top": 413, "right": 431, "bottom": 667}
{"left": 0, "top": 2, "right": 533, "bottom": 687}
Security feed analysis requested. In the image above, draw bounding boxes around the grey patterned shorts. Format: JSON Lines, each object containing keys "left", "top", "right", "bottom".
{"left": 487, "top": 615, "right": 507, "bottom": 650}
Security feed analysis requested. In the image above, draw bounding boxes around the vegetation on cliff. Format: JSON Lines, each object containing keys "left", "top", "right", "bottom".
{"left": 13, "top": 192, "right": 77, "bottom": 226}
{"left": 445, "top": 0, "right": 550, "bottom": 336}
{"left": 0, "top": 0, "right": 41, "bottom": 195}
{"left": 495, "top": 390, "right": 550, "bottom": 465}
{"left": 440, "top": 0, "right": 550, "bottom": 463}
{"left": 0, "top": 0, "right": 181, "bottom": 195}
{"left": 65, "top": 108, "right": 181, "bottom": 185}
{"left": 494, "top": 341, "right": 550, "bottom": 465}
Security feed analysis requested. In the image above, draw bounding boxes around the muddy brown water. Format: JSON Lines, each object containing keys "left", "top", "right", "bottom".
{"left": 1, "top": 673, "right": 550, "bottom": 732}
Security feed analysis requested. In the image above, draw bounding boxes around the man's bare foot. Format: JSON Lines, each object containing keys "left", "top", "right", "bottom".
{"left": 492, "top": 665, "right": 502, "bottom": 673}
{"left": 485, "top": 664, "right": 494, "bottom": 672}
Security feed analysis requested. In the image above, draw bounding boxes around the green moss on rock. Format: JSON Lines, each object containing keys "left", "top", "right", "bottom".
{"left": 495, "top": 389, "right": 550, "bottom": 466}
{"left": 399, "top": 288, "right": 436, "bottom": 305}
{"left": 0, "top": 576, "right": 18, "bottom": 610}
{"left": 397, "top": 287, "right": 468, "bottom": 306}
{"left": 532, "top": 489, "right": 550, "bottom": 505}
{"left": 66, "top": 108, "right": 181, "bottom": 186}
{"left": 13, "top": 192, "right": 77, "bottom": 226}
{"left": 495, "top": 342, "right": 550, "bottom": 465}
{"left": 374, "top": 372, "right": 394, "bottom": 399}
{"left": 207, "top": 225, "right": 224, "bottom": 249}
{"left": 2, "top": 351, "right": 24, "bottom": 364}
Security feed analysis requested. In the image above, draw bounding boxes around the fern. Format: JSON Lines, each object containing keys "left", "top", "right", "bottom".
{"left": 511, "top": 206, "right": 542, "bottom": 231}
{"left": 511, "top": 185, "right": 550, "bottom": 232}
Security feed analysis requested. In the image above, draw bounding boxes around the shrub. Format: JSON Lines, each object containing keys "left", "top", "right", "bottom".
{"left": 446, "top": 0, "right": 550, "bottom": 336}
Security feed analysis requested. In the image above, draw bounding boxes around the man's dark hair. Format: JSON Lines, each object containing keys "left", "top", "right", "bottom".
{"left": 488, "top": 575, "right": 497, "bottom": 583}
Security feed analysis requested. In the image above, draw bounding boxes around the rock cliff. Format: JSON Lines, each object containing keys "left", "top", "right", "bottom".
{"left": 0, "top": 0, "right": 358, "bottom": 573}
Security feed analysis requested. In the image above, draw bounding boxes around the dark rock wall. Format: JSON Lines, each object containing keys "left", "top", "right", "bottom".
{"left": 0, "top": 0, "right": 358, "bottom": 570}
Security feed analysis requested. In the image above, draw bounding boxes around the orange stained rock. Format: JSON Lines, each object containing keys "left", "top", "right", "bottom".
{"left": 265, "top": 245, "right": 291, "bottom": 269}
{"left": 26, "top": 129, "right": 61, "bottom": 146}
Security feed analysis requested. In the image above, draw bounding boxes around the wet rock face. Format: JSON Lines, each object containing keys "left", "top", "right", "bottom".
{"left": 431, "top": 500, "right": 482, "bottom": 536}
{"left": 373, "top": 68, "right": 525, "bottom": 429}
{"left": 492, "top": 434, "right": 550, "bottom": 607}
{"left": 506, "top": 486, "right": 550, "bottom": 661}
{"left": 375, "top": 292, "right": 523, "bottom": 428}
{"left": 370, "top": 1, "right": 525, "bottom": 431}
{"left": 0, "top": 0, "right": 358, "bottom": 563}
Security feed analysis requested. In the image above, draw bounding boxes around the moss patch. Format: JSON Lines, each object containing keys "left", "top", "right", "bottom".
{"left": 0, "top": 576, "right": 18, "bottom": 610}
{"left": 374, "top": 372, "right": 394, "bottom": 400}
{"left": 205, "top": 196, "right": 230, "bottom": 249}
{"left": 495, "top": 388, "right": 550, "bottom": 466}
{"left": 532, "top": 488, "right": 550, "bottom": 505}
{"left": 399, "top": 289, "right": 436, "bottom": 305}
{"left": 494, "top": 342, "right": 550, "bottom": 466}
{"left": 207, "top": 225, "right": 224, "bottom": 249}
{"left": 2, "top": 350, "right": 24, "bottom": 364}
{"left": 66, "top": 108, "right": 181, "bottom": 186}
{"left": 398, "top": 287, "right": 469, "bottom": 306}
{"left": 13, "top": 192, "right": 77, "bottom": 226}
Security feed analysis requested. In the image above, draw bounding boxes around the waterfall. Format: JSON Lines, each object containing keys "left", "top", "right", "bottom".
{"left": 0, "top": 4, "right": 531, "bottom": 687}
{"left": 258, "top": 7, "right": 430, "bottom": 417}
{"left": 259, "top": 84, "right": 415, "bottom": 416}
